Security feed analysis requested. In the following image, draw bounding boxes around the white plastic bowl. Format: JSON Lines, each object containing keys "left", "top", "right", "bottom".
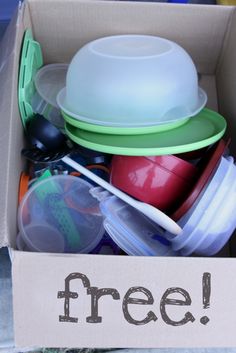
{"left": 196, "top": 176, "right": 236, "bottom": 256}
{"left": 167, "top": 156, "right": 236, "bottom": 256}
{"left": 57, "top": 35, "right": 207, "bottom": 127}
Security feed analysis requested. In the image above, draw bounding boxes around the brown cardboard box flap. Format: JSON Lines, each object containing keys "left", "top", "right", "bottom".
{"left": 0, "top": 8, "right": 21, "bottom": 248}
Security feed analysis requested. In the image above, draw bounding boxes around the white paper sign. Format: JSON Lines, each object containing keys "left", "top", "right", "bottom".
{"left": 12, "top": 252, "right": 236, "bottom": 348}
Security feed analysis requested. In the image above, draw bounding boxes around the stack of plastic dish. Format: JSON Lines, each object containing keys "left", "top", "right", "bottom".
{"left": 165, "top": 156, "right": 236, "bottom": 256}
{"left": 57, "top": 34, "right": 228, "bottom": 156}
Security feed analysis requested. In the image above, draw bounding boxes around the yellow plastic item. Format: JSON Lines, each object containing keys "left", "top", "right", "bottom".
{"left": 217, "top": 0, "right": 236, "bottom": 5}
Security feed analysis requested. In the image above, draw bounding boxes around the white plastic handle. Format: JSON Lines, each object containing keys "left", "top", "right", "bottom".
{"left": 62, "top": 156, "right": 182, "bottom": 235}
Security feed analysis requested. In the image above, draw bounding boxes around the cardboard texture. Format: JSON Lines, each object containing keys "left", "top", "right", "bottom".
{"left": 0, "top": 0, "right": 236, "bottom": 348}
{"left": 12, "top": 252, "right": 236, "bottom": 348}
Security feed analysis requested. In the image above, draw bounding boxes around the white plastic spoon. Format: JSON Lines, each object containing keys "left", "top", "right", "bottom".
{"left": 62, "top": 156, "right": 182, "bottom": 235}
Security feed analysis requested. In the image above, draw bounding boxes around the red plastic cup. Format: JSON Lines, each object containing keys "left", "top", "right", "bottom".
{"left": 110, "top": 155, "right": 198, "bottom": 212}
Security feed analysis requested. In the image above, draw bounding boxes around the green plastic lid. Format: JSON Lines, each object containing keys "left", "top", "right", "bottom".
{"left": 65, "top": 108, "right": 227, "bottom": 156}
{"left": 18, "top": 29, "right": 43, "bottom": 129}
{"left": 62, "top": 110, "right": 189, "bottom": 135}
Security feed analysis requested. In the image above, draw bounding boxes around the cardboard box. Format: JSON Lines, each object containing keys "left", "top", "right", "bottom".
{"left": 1, "top": 0, "right": 236, "bottom": 349}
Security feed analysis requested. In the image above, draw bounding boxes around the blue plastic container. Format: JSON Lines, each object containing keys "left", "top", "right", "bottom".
{"left": 168, "top": 0, "right": 188, "bottom": 3}
{"left": 0, "top": 0, "right": 19, "bottom": 38}
{"left": 0, "top": 0, "right": 19, "bottom": 20}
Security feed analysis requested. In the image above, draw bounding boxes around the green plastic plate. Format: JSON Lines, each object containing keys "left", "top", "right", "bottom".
{"left": 65, "top": 108, "right": 227, "bottom": 156}
{"left": 62, "top": 110, "right": 189, "bottom": 135}
{"left": 18, "top": 29, "right": 43, "bottom": 129}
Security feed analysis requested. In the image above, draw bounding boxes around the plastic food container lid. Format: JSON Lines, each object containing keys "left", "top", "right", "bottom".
{"left": 34, "top": 64, "right": 68, "bottom": 108}
{"left": 193, "top": 164, "right": 236, "bottom": 256}
{"left": 168, "top": 157, "right": 236, "bottom": 255}
{"left": 31, "top": 64, "right": 68, "bottom": 129}
{"left": 17, "top": 223, "right": 66, "bottom": 253}
{"left": 18, "top": 175, "right": 105, "bottom": 253}
{"left": 100, "top": 195, "right": 178, "bottom": 256}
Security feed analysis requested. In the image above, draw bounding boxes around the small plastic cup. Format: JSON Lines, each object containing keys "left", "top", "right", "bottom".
{"left": 17, "top": 223, "right": 65, "bottom": 253}
{"left": 31, "top": 64, "right": 68, "bottom": 129}
{"left": 18, "top": 175, "right": 105, "bottom": 253}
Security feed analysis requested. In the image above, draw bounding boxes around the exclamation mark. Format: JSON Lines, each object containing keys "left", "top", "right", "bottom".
{"left": 200, "top": 272, "right": 211, "bottom": 325}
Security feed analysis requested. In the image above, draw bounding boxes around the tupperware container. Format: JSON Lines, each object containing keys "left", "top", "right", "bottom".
{"left": 17, "top": 223, "right": 65, "bottom": 253}
{"left": 17, "top": 175, "right": 105, "bottom": 253}
{"left": 57, "top": 35, "right": 207, "bottom": 128}
{"left": 195, "top": 179, "right": 236, "bottom": 256}
{"left": 32, "top": 64, "right": 68, "bottom": 129}
{"left": 171, "top": 139, "right": 227, "bottom": 220}
{"left": 166, "top": 156, "right": 236, "bottom": 255}
{"left": 99, "top": 195, "right": 178, "bottom": 256}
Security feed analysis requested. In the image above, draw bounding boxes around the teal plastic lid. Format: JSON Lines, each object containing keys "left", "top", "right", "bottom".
{"left": 18, "top": 29, "right": 43, "bottom": 128}
{"left": 65, "top": 108, "right": 227, "bottom": 156}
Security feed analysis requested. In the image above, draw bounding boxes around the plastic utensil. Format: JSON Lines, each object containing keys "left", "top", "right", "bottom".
{"left": 110, "top": 154, "right": 198, "bottom": 211}
{"left": 32, "top": 64, "right": 68, "bottom": 129}
{"left": 21, "top": 148, "right": 182, "bottom": 235}
{"left": 62, "top": 156, "right": 182, "bottom": 235}
{"left": 18, "top": 175, "right": 105, "bottom": 253}
{"left": 171, "top": 139, "right": 227, "bottom": 220}
{"left": 64, "top": 108, "right": 226, "bottom": 156}
{"left": 57, "top": 35, "right": 207, "bottom": 127}
{"left": 26, "top": 114, "right": 67, "bottom": 151}
{"left": 22, "top": 114, "right": 181, "bottom": 235}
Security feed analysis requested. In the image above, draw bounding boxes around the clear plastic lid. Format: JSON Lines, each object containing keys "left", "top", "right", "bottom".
{"left": 18, "top": 175, "right": 105, "bottom": 253}
{"left": 168, "top": 157, "right": 236, "bottom": 255}
{"left": 34, "top": 64, "right": 68, "bottom": 107}
{"left": 100, "top": 196, "right": 178, "bottom": 256}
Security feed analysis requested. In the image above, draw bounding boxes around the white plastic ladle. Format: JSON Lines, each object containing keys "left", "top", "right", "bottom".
{"left": 62, "top": 156, "right": 182, "bottom": 235}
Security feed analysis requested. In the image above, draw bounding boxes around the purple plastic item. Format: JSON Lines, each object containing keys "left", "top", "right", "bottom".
{"left": 91, "top": 233, "right": 123, "bottom": 255}
{"left": 168, "top": 0, "right": 188, "bottom": 3}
